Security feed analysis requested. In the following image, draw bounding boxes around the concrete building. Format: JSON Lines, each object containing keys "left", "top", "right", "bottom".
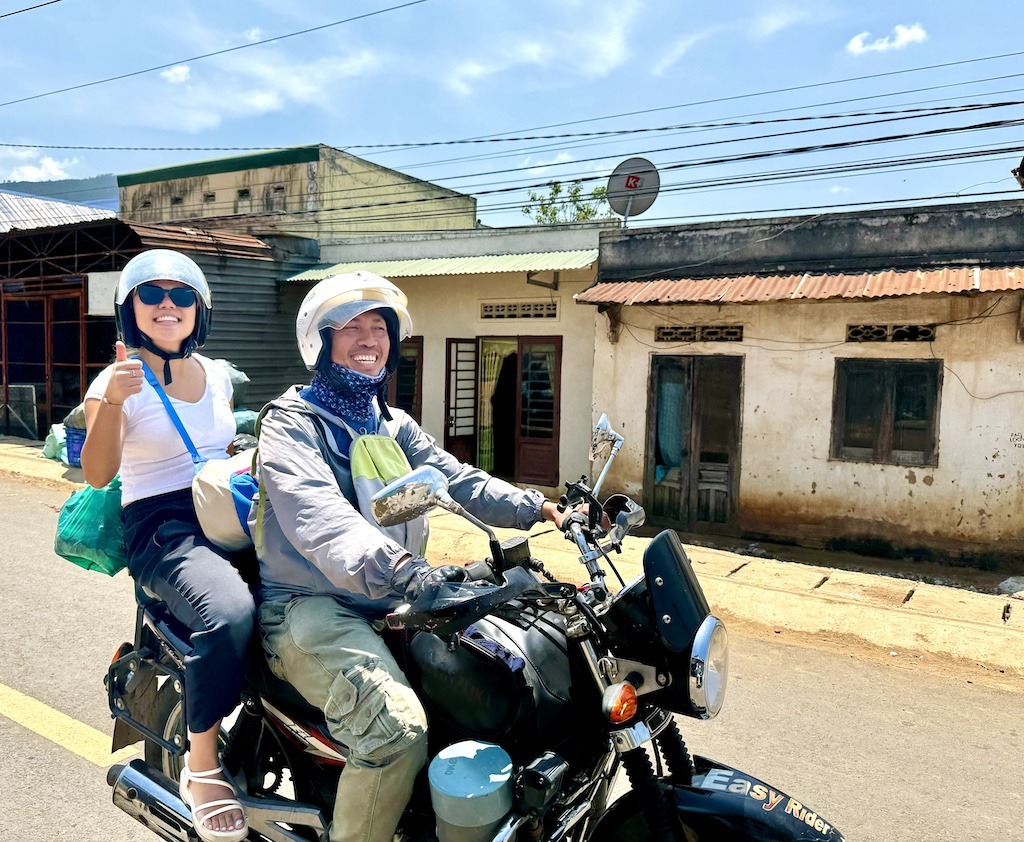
{"left": 118, "top": 144, "right": 478, "bottom": 238}
{"left": 577, "top": 199, "right": 1024, "bottom": 561}
{"left": 289, "top": 223, "right": 616, "bottom": 495}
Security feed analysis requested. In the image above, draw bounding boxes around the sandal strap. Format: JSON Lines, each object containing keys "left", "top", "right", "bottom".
{"left": 193, "top": 798, "right": 245, "bottom": 822}
{"left": 183, "top": 764, "right": 232, "bottom": 783}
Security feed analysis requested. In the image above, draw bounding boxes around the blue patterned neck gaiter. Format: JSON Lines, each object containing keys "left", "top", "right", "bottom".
{"left": 310, "top": 363, "right": 387, "bottom": 432}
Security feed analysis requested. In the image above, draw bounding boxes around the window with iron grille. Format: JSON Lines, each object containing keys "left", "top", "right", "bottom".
{"left": 847, "top": 324, "right": 935, "bottom": 342}
{"left": 831, "top": 358, "right": 941, "bottom": 467}
{"left": 266, "top": 184, "right": 287, "bottom": 212}
{"left": 387, "top": 337, "right": 423, "bottom": 422}
{"left": 655, "top": 324, "right": 743, "bottom": 342}
{"left": 480, "top": 300, "right": 559, "bottom": 320}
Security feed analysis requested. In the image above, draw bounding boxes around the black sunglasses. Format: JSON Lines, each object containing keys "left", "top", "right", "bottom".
{"left": 136, "top": 283, "right": 198, "bottom": 307}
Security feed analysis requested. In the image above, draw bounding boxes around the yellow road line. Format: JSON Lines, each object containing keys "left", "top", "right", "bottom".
{"left": 0, "top": 682, "right": 138, "bottom": 767}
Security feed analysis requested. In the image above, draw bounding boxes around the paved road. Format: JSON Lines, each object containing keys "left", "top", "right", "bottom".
{"left": 1, "top": 476, "right": 1021, "bottom": 841}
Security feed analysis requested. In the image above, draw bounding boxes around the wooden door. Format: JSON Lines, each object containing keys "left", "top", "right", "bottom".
{"left": 515, "top": 337, "right": 561, "bottom": 486}
{"left": 2, "top": 292, "right": 83, "bottom": 438}
{"left": 646, "top": 354, "right": 742, "bottom": 532}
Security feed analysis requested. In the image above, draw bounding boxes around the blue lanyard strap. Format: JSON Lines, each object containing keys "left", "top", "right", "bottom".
{"left": 141, "top": 361, "right": 205, "bottom": 469}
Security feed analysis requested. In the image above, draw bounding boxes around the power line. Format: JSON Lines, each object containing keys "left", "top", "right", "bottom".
{"left": 0, "top": 0, "right": 62, "bottom": 20}
{"left": 380, "top": 48, "right": 1024, "bottom": 144}
{"left": 7, "top": 100, "right": 1018, "bottom": 155}
{"left": 97, "top": 125, "right": 1024, "bottom": 231}
{"left": 97, "top": 110, "right": 1024, "bottom": 211}
{"left": 0, "top": 0, "right": 432, "bottom": 109}
{"left": 242, "top": 105, "right": 1024, "bottom": 204}
{"left": 8, "top": 125, "right": 1019, "bottom": 230}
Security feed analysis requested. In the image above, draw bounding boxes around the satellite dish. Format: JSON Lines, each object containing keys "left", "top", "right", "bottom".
{"left": 607, "top": 157, "right": 660, "bottom": 226}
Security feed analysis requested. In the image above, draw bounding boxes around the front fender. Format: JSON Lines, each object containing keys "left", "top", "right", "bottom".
{"left": 591, "top": 756, "right": 843, "bottom": 842}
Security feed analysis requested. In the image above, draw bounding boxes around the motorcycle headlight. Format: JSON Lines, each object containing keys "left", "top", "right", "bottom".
{"left": 688, "top": 615, "right": 728, "bottom": 719}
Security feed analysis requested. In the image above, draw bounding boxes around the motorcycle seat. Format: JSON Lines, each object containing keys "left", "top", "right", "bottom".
{"left": 135, "top": 591, "right": 328, "bottom": 725}
{"left": 138, "top": 595, "right": 194, "bottom": 656}
{"left": 245, "top": 649, "right": 329, "bottom": 724}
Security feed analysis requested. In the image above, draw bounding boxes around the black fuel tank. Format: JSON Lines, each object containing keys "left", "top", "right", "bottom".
{"left": 407, "top": 609, "right": 575, "bottom": 757}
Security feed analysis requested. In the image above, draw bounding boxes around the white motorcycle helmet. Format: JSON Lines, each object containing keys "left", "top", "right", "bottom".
{"left": 116, "top": 249, "right": 212, "bottom": 343}
{"left": 114, "top": 249, "right": 213, "bottom": 383}
{"left": 296, "top": 270, "right": 413, "bottom": 374}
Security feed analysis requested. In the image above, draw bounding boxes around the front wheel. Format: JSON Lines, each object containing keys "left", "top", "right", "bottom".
{"left": 589, "top": 791, "right": 699, "bottom": 842}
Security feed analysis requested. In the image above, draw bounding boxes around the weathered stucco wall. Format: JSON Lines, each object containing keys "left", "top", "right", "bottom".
{"left": 397, "top": 269, "right": 596, "bottom": 495}
{"left": 590, "top": 291, "right": 1024, "bottom": 553}
{"left": 120, "top": 147, "right": 477, "bottom": 235}
{"left": 316, "top": 148, "right": 476, "bottom": 233}
{"left": 121, "top": 162, "right": 309, "bottom": 223}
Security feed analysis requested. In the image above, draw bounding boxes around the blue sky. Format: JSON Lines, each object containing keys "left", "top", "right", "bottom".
{"left": 2, "top": 0, "right": 1023, "bottom": 228}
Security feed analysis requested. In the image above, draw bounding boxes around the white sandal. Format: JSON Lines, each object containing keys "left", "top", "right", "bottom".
{"left": 179, "top": 761, "right": 249, "bottom": 842}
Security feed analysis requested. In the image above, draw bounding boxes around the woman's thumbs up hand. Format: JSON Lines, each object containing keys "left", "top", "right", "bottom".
{"left": 105, "top": 341, "right": 144, "bottom": 405}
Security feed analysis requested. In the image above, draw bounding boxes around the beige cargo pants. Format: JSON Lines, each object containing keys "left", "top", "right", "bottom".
{"left": 259, "top": 595, "right": 428, "bottom": 842}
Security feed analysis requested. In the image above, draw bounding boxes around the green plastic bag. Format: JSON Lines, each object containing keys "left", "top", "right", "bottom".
{"left": 53, "top": 476, "right": 127, "bottom": 576}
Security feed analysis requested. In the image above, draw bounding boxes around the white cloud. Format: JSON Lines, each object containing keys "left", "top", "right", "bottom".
{"left": 829, "top": 185, "right": 852, "bottom": 194}
{"left": 573, "top": 0, "right": 640, "bottom": 77}
{"left": 8, "top": 156, "right": 78, "bottom": 181}
{"left": 0, "top": 147, "right": 42, "bottom": 162}
{"left": 751, "top": 8, "right": 809, "bottom": 39}
{"left": 525, "top": 152, "right": 574, "bottom": 176}
{"left": 243, "top": 27, "right": 262, "bottom": 43}
{"left": 846, "top": 23, "right": 927, "bottom": 56}
{"left": 653, "top": 32, "right": 712, "bottom": 76}
{"left": 446, "top": 60, "right": 494, "bottom": 97}
{"left": 138, "top": 49, "right": 381, "bottom": 132}
{"left": 160, "top": 65, "right": 191, "bottom": 84}
{"left": 443, "top": 0, "right": 641, "bottom": 95}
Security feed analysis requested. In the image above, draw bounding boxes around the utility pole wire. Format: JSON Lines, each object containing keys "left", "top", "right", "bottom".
{"left": 0, "top": 0, "right": 62, "bottom": 20}
{"left": 0, "top": 0, "right": 431, "bottom": 109}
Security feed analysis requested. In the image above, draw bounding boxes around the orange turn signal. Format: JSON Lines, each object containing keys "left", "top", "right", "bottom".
{"left": 602, "top": 681, "right": 639, "bottom": 724}
{"left": 110, "top": 641, "right": 133, "bottom": 665}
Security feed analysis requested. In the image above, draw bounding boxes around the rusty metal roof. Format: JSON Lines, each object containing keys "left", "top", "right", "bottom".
{"left": 125, "top": 222, "right": 273, "bottom": 261}
{"left": 575, "top": 267, "right": 1024, "bottom": 305}
{"left": 0, "top": 190, "right": 114, "bottom": 233}
{"left": 288, "top": 249, "right": 598, "bottom": 282}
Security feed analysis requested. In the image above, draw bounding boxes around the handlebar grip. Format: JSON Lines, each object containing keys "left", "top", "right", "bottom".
{"left": 463, "top": 560, "right": 497, "bottom": 583}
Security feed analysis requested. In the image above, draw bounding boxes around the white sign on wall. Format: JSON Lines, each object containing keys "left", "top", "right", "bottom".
{"left": 87, "top": 271, "right": 120, "bottom": 316}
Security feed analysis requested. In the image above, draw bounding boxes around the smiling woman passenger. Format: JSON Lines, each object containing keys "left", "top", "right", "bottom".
{"left": 80, "top": 249, "right": 252, "bottom": 842}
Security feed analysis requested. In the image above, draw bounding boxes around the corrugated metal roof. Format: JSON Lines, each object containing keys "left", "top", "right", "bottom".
{"left": 287, "top": 249, "right": 599, "bottom": 282}
{"left": 0, "top": 190, "right": 114, "bottom": 233}
{"left": 576, "top": 267, "right": 1024, "bottom": 305}
{"left": 126, "top": 222, "right": 274, "bottom": 261}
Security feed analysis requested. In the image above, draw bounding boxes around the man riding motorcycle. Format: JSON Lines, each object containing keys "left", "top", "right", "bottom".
{"left": 254, "top": 271, "right": 568, "bottom": 842}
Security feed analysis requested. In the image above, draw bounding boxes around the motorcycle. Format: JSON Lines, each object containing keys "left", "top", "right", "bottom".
{"left": 105, "top": 414, "right": 844, "bottom": 842}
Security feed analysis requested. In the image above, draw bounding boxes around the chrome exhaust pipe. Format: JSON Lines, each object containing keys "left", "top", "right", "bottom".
{"left": 107, "top": 759, "right": 194, "bottom": 842}
{"left": 108, "top": 759, "right": 328, "bottom": 842}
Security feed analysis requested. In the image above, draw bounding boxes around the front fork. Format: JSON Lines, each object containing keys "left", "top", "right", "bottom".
{"left": 613, "top": 711, "right": 694, "bottom": 842}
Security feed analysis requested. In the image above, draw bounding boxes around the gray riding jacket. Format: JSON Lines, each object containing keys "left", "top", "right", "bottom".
{"left": 253, "top": 388, "right": 546, "bottom": 616}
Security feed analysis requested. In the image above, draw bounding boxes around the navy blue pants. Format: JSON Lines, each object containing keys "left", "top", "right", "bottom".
{"left": 124, "top": 488, "right": 255, "bottom": 734}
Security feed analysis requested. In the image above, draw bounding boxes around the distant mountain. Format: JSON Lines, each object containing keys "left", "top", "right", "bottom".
{"left": 0, "top": 174, "right": 118, "bottom": 211}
